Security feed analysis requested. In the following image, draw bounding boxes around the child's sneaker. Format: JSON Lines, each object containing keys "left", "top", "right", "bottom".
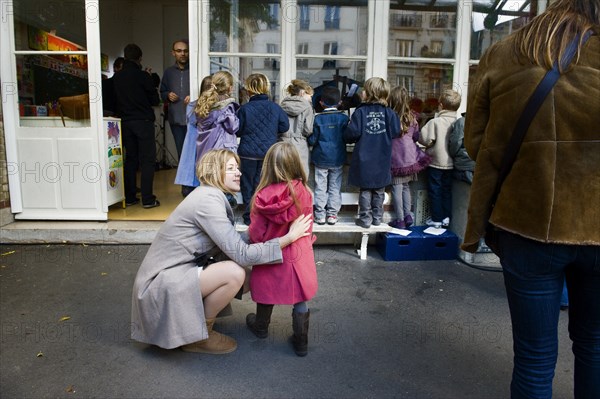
{"left": 315, "top": 217, "right": 326, "bottom": 225}
{"left": 425, "top": 218, "right": 442, "bottom": 228}
{"left": 326, "top": 216, "right": 338, "bottom": 225}
{"left": 442, "top": 217, "right": 450, "bottom": 227}
{"left": 404, "top": 214, "right": 414, "bottom": 228}
{"left": 388, "top": 219, "right": 406, "bottom": 229}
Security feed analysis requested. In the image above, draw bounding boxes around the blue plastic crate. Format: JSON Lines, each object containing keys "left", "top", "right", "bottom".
{"left": 412, "top": 226, "right": 459, "bottom": 260}
{"left": 376, "top": 226, "right": 458, "bottom": 261}
{"left": 376, "top": 229, "right": 425, "bottom": 261}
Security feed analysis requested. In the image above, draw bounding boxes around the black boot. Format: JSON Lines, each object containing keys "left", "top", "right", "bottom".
{"left": 246, "top": 303, "right": 273, "bottom": 339}
{"left": 291, "top": 310, "right": 310, "bottom": 357}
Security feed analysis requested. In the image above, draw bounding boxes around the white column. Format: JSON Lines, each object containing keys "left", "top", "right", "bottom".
{"left": 454, "top": 0, "right": 473, "bottom": 114}
{"left": 0, "top": 0, "right": 22, "bottom": 212}
{"left": 280, "top": 0, "right": 296, "bottom": 100}
{"left": 367, "top": 0, "right": 390, "bottom": 79}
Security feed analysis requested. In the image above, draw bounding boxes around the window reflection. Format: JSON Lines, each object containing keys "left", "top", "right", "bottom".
{"left": 387, "top": 62, "right": 454, "bottom": 126}
{"left": 210, "top": 56, "right": 282, "bottom": 102}
{"left": 209, "top": 0, "right": 282, "bottom": 53}
{"left": 388, "top": 8, "right": 456, "bottom": 58}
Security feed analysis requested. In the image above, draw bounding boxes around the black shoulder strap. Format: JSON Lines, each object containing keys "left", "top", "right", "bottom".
{"left": 490, "top": 31, "right": 592, "bottom": 207}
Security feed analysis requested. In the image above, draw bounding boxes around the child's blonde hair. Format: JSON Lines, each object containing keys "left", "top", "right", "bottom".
{"left": 245, "top": 73, "right": 270, "bottom": 96}
{"left": 362, "top": 77, "right": 390, "bottom": 106}
{"left": 194, "top": 71, "right": 234, "bottom": 118}
{"left": 388, "top": 86, "right": 416, "bottom": 136}
{"left": 196, "top": 149, "right": 240, "bottom": 195}
{"left": 439, "top": 89, "right": 461, "bottom": 111}
{"left": 252, "top": 142, "right": 310, "bottom": 214}
{"left": 286, "top": 79, "right": 313, "bottom": 96}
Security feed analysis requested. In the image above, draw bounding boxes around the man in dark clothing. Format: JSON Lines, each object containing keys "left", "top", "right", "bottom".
{"left": 102, "top": 57, "right": 124, "bottom": 117}
{"left": 159, "top": 39, "right": 190, "bottom": 161}
{"left": 113, "top": 43, "right": 161, "bottom": 208}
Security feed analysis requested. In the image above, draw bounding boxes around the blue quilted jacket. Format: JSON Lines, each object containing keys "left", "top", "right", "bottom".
{"left": 237, "top": 94, "right": 289, "bottom": 159}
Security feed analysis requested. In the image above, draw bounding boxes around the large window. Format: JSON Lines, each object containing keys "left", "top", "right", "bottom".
{"left": 209, "top": 1, "right": 282, "bottom": 101}
{"left": 470, "top": 2, "right": 533, "bottom": 60}
{"left": 12, "top": 0, "right": 91, "bottom": 127}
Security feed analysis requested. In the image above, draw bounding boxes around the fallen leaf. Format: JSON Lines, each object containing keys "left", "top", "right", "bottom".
{"left": 1, "top": 251, "right": 15, "bottom": 256}
{"left": 59, "top": 316, "right": 71, "bottom": 322}
{"left": 101, "top": 272, "right": 108, "bottom": 276}
{"left": 37, "top": 351, "right": 43, "bottom": 357}
{"left": 66, "top": 385, "right": 76, "bottom": 393}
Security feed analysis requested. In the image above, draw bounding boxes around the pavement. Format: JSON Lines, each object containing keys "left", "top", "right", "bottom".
{"left": 0, "top": 243, "right": 574, "bottom": 399}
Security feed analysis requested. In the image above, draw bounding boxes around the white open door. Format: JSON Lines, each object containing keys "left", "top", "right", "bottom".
{"left": 1, "top": 0, "right": 107, "bottom": 220}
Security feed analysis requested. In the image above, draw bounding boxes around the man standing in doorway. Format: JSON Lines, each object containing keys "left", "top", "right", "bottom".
{"left": 160, "top": 39, "right": 190, "bottom": 162}
{"left": 113, "top": 43, "right": 161, "bottom": 209}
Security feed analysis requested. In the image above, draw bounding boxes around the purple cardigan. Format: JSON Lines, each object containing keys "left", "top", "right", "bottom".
{"left": 390, "top": 119, "right": 431, "bottom": 177}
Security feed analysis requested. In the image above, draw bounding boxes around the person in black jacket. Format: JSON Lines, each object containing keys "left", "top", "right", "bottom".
{"left": 113, "top": 44, "right": 161, "bottom": 208}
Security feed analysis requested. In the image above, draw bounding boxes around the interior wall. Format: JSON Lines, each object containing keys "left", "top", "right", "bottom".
{"left": 99, "top": 1, "right": 189, "bottom": 167}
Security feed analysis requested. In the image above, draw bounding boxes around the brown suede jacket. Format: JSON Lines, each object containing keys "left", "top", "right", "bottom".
{"left": 462, "top": 27, "right": 600, "bottom": 253}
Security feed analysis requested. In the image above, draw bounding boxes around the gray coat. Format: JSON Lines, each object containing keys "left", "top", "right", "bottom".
{"left": 279, "top": 96, "right": 315, "bottom": 175}
{"left": 131, "top": 185, "right": 283, "bottom": 349}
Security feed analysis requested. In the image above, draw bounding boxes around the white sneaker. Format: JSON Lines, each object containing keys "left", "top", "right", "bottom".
{"left": 425, "top": 218, "right": 442, "bottom": 228}
{"left": 442, "top": 217, "right": 450, "bottom": 227}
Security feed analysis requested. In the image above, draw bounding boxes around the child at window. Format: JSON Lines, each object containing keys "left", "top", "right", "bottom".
{"left": 175, "top": 75, "right": 213, "bottom": 197}
{"left": 343, "top": 77, "right": 401, "bottom": 228}
{"left": 308, "top": 86, "right": 349, "bottom": 225}
{"left": 387, "top": 86, "right": 431, "bottom": 229}
{"left": 418, "top": 89, "right": 461, "bottom": 228}
{"left": 246, "top": 142, "right": 317, "bottom": 357}
{"left": 237, "top": 73, "right": 289, "bottom": 225}
{"left": 280, "top": 79, "right": 315, "bottom": 176}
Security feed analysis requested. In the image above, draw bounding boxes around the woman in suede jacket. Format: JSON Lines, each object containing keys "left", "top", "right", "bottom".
{"left": 462, "top": 1, "right": 599, "bottom": 397}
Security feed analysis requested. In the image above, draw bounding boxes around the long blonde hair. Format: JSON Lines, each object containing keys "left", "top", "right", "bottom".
{"left": 196, "top": 149, "right": 240, "bottom": 195}
{"left": 362, "top": 77, "right": 390, "bottom": 106}
{"left": 251, "top": 142, "right": 309, "bottom": 214}
{"left": 388, "top": 86, "right": 416, "bottom": 136}
{"left": 513, "top": 0, "right": 599, "bottom": 71}
{"left": 194, "top": 71, "right": 234, "bottom": 118}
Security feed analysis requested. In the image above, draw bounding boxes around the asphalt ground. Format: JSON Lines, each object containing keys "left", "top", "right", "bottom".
{"left": 0, "top": 244, "right": 573, "bottom": 398}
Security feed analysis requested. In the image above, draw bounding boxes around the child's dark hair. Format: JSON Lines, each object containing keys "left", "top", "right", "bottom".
{"left": 321, "top": 86, "right": 341, "bottom": 107}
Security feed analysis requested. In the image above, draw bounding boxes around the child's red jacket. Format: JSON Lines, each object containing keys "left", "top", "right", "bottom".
{"left": 248, "top": 179, "right": 317, "bottom": 304}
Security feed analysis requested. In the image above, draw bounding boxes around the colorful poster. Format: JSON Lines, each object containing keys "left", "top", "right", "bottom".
{"left": 47, "top": 34, "right": 87, "bottom": 70}
{"left": 106, "top": 119, "right": 124, "bottom": 204}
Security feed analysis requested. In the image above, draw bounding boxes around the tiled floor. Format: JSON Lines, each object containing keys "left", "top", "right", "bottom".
{"left": 108, "top": 168, "right": 181, "bottom": 221}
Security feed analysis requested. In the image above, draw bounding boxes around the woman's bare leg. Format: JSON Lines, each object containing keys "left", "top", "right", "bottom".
{"left": 199, "top": 261, "right": 245, "bottom": 319}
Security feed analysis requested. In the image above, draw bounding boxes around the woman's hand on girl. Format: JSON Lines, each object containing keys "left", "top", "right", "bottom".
{"left": 281, "top": 214, "right": 312, "bottom": 248}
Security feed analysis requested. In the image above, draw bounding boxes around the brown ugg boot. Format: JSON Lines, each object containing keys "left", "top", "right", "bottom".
{"left": 291, "top": 310, "right": 310, "bottom": 357}
{"left": 246, "top": 303, "right": 274, "bottom": 338}
{"left": 181, "top": 318, "right": 237, "bottom": 354}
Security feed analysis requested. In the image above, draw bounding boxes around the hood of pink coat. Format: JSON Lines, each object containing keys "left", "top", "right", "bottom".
{"left": 252, "top": 180, "right": 307, "bottom": 225}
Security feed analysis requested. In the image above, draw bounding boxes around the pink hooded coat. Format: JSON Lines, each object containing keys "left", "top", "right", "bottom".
{"left": 248, "top": 179, "right": 318, "bottom": 304}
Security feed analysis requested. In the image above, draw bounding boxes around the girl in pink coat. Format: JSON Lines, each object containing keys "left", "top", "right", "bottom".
{"left": 247, "top": 142, "right": 317, "bottom": 356}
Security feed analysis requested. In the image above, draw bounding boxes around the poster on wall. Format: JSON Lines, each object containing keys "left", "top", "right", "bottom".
{"left": 101, "top": 54, "right": 109, "bottom": 72}
{"left": 106, "top": 119, "right": 125, "bottom": 206}
{"left": 47, "top": 33, "right": 87, "bottom": 70}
